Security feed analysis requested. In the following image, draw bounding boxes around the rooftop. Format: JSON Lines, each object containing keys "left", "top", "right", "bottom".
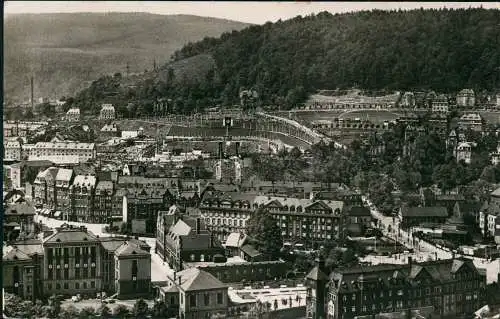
{"left": 173, "top": 268, "right": 227, "bottom": 292}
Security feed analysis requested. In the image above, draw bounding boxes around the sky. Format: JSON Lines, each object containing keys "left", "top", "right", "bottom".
{"left": 4, "top": 1, "right": 499, "bottom": 24}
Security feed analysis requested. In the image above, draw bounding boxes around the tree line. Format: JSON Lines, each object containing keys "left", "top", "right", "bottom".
{"left": 65, "top": 8, "right": 500, "bottom": 115}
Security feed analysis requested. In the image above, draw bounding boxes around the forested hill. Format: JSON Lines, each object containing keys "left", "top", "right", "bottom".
{"left": 66, "top": 8, "right": 500, "bottom": 116}
{"left": 4, "top": 12, "right": 250, "bottom": 103}
{"left": 172, "top": 8, "right": 500, "bottom": 107}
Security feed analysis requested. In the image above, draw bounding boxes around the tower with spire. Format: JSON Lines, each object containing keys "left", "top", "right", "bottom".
{"left": 306, "top": 255, "right": 328, "bottom": 319}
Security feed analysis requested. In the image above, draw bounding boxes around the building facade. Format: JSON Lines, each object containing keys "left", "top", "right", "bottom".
{"left": 4, "top": 140, "right": 22, "bottom": 161}
{"left": 457, "top": 89, "right": 475, "bottom": 108}
{"left": 55, "top": 168, "right": 73, "bottom": 214}
{"left": 66, "top": 108, "right": 80, "bottom": 121}
{"left": 457, "top": 113, "right": 483, "bottom": 132}
{"left": 308, "top": 257, "right": 487, "bottom": 319}
{"left": 70, "top": 175, "right": 96, "bottom": 222}
{"left": 114, "top": 241, "right": 151, "bottom": 299}
{"left": 99, "top": 104, "right": 116, "bottom": 120}
{"left": 94, "top": 181, "right": 114, "bottom": 223}
{"left": 42, "top": 226, "right": 103, "bottom": 297}
{"left": 254, "top": 196, "right": 346, "bottom": 245}
{"left": 431, "top": 94, "right": 450, "bottom": 113}
{"left": 29, "top": 142, "right": 96, "bottom": 163}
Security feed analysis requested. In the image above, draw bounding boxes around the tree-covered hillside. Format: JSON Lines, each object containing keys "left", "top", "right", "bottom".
{"left": 68, "top": 8, "right": 500, "bottom": 115}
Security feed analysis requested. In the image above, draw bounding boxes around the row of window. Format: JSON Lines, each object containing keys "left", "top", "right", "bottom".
{"left": 47, "top": 281, "right": 96, "bottom": 290}
{"left": 205, "top": 218, "right": 245, "bottom": 227}
{"left": 47, "top": 267, "right": 97, "bottom": 280}
{"left": 183, "top": 292, "right": 224, "bottom": 307}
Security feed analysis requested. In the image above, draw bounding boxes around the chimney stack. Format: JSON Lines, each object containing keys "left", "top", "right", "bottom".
{"left": 235, "top": 142, "right": 240, "bottom": 157}
{"left": 196, "top": 217, "right": 201, "bottom": 234}
{"left": 30, "top": 76, "right": 34, "bottom": 110}
{"left": 178, "top": 275, "right": 182, "bottom": 285}
{"left": 408, "top": 256, "right": 412, "bottom": 267}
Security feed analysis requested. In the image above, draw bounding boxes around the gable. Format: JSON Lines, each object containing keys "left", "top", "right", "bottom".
{"left": 265, "top": 199, "right": 283, "bottom": 208}
{"left": 305, "top": 201, "right": 331, "bottom": 211}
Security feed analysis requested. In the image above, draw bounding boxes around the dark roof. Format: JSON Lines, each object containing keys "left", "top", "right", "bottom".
{"left": 5, "top": 203, "right": 36, "bottom": 216}
{"left": 115, "top": 241, "right": 150, "bottom": 257}
{"left": 456, "top": 202, "right": 481, "bottom": 213}
{"left": 176, "top": 268, "right": 226, "bottom": 292}
{"left": 401, "top": 206, "right": 448, "bottom": 217}
{"left": 306, "top": 266, "right": 328, "bottom": 281}
{"left": 240, "top": 244, "right": 261, "bottom": 258}
{"left": 347, "top": 206, "right": 371, "bottom": 217}
{"left": 44, "top": 227, "right": 98, "bottom": 244}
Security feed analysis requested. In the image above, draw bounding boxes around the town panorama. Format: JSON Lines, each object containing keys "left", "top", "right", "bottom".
{"left": 2, "top": 3, "right": 500, "bottom": 319}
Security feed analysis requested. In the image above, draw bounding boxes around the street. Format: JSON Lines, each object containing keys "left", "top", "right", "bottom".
{"left": 362, "top": 196, "right": 500, "bottom": 284}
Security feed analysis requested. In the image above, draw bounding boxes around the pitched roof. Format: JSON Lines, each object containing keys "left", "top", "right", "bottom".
{"left": 170, "top": 219, "right": 192, "bottom": 236}
{"left": 306, "top": 266, "right": 328, "bottom": 281}
{"left": 115, "top": 241, "right": 150, "bottom": 257}
{"left": 401, "top": 206, "right": 448, "bottom": 217}
{"left": 225, "top": 233, "right": 247, "bottom": 248}
{"left": 3, "top": 246, "right": 32, "bottom": 261}
{"left": 240, "top": 244, "right": 261, "bottom": 258}
{"left": 176, "top": 268, "right": 226, "bottom": 292}
{"left": 491, "top": 187, "right": 500, "bottom": 197}
{"left": 10, "top": 240, "right": 44, "bottom": 256}
{"left": 5, "top": 203, "right": 36, "bottom": 216}
{"left": 43, "top": 227, "right": 98, "bottom": 244}
{"left": 55, "top": 168, "right": 73, "bottom": 182}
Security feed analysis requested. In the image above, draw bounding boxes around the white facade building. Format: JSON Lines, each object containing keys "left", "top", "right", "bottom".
{"left": 99, "top": 104, "right": 116, "bottom": 120}
{"left": 65, "top": 108, "right": 80, "bottom": 121}
{"left": 28, "top": 142, "right": 96, "bottom": 163}
{"left": 3, "top": 140, "right": 22, "bottom": 161}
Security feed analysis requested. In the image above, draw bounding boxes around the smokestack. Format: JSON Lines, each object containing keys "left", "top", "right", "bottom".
{"left": 178, "top": 275, "right": 182, "bottom": 285}
{"left": 30, "top": 76, "right": 34, "bottom": 110}
{"left": 218, "top": 142, "right": 224, "bottom": 159}
{"left": 196, "top": 218, "right": 201, "bottom": 234}
{"left": 235, "top": 142, "right": 240, "bottom": 157}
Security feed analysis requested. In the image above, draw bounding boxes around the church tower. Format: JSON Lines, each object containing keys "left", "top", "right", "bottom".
{"left": 306, "top": 255, "right": 328, "bottom": 319}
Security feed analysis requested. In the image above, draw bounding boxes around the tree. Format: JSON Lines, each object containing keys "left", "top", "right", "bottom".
{"left": 152, "top": 300, "right": 173, "bottom": 318}
{"left": 79, "top": 307, "right": 96, "bottom": 319}
{"left": 98, "top": 304, "right": 112, "bottom": 318}
{"left": 246, "top": 208, "right": 283, "bottom": 257}
{"left": 60, "top": 305, "right": 80, "bottom": 319}
{"left": 47, "top": 294, "right": 62, "bottom": 318}
{"left": 133, "top": 298, "right": 150, "bottom": 318}
{"left": 113, "top": 304, "right": 131, "bottom": 318}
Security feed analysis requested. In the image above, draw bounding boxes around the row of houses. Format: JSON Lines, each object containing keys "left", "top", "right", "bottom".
{"left": 3, "top": 141, "right": 96, "bottom": 163}
{"left": 64, "top": 104, "right": 116, "bottom": 122}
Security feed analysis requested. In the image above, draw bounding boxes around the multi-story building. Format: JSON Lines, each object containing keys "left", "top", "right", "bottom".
{"left": 28, "top": 142, "right": 96, "bottom": 163}
{"left": 3, "top": 163, "right": 22, "bottom": 189}
{"left": 431, "top": 94, "right": 450, "bottom": 113}
{"left": 42, "top": 225, "right": 102, "bottom": 296}
{"left": 123, "top": 187, "right": 173, "bottom": 235}
{"left": 254, "top": 196, "right": 345, "bottom": 245}
{"left": 199, "top": 191, "right": 255, "bottom": 241}
{"left": 496, "top": 93, "right": 500, "bottom": 108}
{"left": 490, "top": 142, "right": 500, "bottom": 165}
{"left": 156, "top": 214, "right": 224, "bottom": 271}
{"left": 4, "top": 140, "right": 22, "bottom": 161}
{"left": 308, "top": 257, "right": 487, "bottom": 319}
{"left": 4, "top": 202, "right": 36, "bottom": 241}
{"left": 398, "top": 206, "right": 448, "bottom": 227}
{"left": 457, "top": 89, "right": 475, "bottom": 108}
{"left": 456, "top": 142, "right": 473, "bottom": 164}
{"left": 94, "top": 181, "right": 114, "bottom": 223}
{"left": 65, "top": 108, "right": 80, "bottom": 121}
{"left": 33, "top": 167, "right": 59, "bottom": 208}
{"left": 99, "top": 104, "right": 116, "bottom": 120}
{"left": 479, "top": 187, "right": 500, "bottom": 239}
{"left": 3, "top": 243, "right": 43, "bottom": 300}
{"left": 114, "top": 241, "right": 151, "bottom": 299}
{"left": 55, "top": 168, "right": 73, "bottom": 215}
{"left": 400, "top": 92, "right": 415, "bottom": 108}
{"left": 70, "top": 175, "right": 96, "bottom": 222}
{"left": 160, "top": 268, "right": 228, "bottom": 319}
{"left": 458, "top": 113, "right": 483, "bottom": 132}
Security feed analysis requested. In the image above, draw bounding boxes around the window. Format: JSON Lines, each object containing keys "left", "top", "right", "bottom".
{"left": 351, "top": 306, "right": 356, "bottom": 312}
{"left": 75, "top": 268, "right": 80, "bottom": 279}
{"left": 397, "top": 289, "right": 403, "bottom": 296}
{"left": 64, "top": 269, "right": 69, "bottom": 279}
{"left": 190, "top": 294, "right": 197, "bottom": 307}
{"left": 352, "top": 294, "right": 356, "bottom": 301}
{"left": 190, "top": 254, "right": 195, "bottom": 261}
{"left": 217, "top": 292, "right": 223, "bottom": 304}
{"left": 64, "top": 283, "right": 69, "bottom": 289}
{"left": 181, "top": 293, "right": 184, "bottom": 304}
{"left": 204, "top": 293, "right": 210, "bottom": 306}
{"left": 200, "top": 254, "right": 205, "bottom": 262}
{"left": 83, "top": 282, "right": 87, "bottom": 289}
{"left": 75, "top": 283, "right": 80, "bottom": 289}
{"left": 56, "top": 283, "right": 61, "bottom": 290}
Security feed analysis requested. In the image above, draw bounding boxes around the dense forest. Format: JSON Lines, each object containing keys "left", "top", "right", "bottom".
{"left": 69, "top": 8, "right": 500, "bottom": 115}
